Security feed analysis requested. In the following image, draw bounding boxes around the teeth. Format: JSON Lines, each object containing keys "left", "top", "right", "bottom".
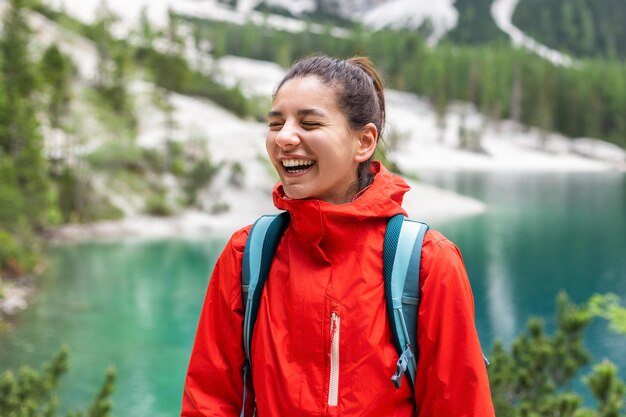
{"left": 282, "top": 159, "right": 315, "bottom": 168}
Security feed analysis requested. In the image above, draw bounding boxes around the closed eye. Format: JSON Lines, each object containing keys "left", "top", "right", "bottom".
{"left": 301, "top": 121, "right": 322, "bottom": 129}
{"left": 268, "top": 122, "right": 284, "bottom": 130}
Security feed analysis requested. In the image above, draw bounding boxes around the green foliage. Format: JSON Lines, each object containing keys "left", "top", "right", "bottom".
{"left": 0, "top": 347, "right": 68, "bottom": 416}
{"left": 217, "top": 0, "right": 237, "bottom": 7}
{"left": 178, "top": 138, "right": 220, "bottom": 207}
{"left": 445, "top": 0, "right": 508, "bottom": 44}
{"left": 229, "top": 161, "right": 244, "bottom": 188}
{"left": 0, "top": 153, "right": 25, "bottom": 227}
{"left": 137, "top": 46, "right": 253, "bottom": 118}
{"left": 82, "top": 86, "right": 136, "bottom": 141}
{"left": 166, "top": 141, "right": 185, "bottom": 176}
{"left": 252, "top": 2, "right": 353, "bottom": 27}
{"left": 184, "top": 72, "right": 252, "bottom": 119}
{"left": 0, "top": 347, "right": 116, "bottom": 417}
{"left": 84, "top": 368, "right": 116, "bottom": 417}
{"left": 85, "top": 137, "right": 219, "bottom": 214}
{"left": 39, "top": 44, "right": 73, "bottom": 127}
{"left": 184, "top": 16, "right": 626, "bottom": 149}
{"left": 50, "top": 162, "right": 123, "bottom": 224}
{"left": 34, "top": 6, "right": 246, "bottom": 123}
{"left": 587, "top": 294, "right": 626, "bottom": 334}
{"left": 144, "top": 191, "right": 174, "bottom": 217}
{"left": 86, "top": 141, "right": 146, "bottom": 173}
{"left": 93, "top": 44, "right": 135, "bottom": 127}
{"left": 0, "top": 227, "right": 21, "bottom": 273}
{"left": 55, "top": 165, "right": 80, "bottom": 223}
{"left": 53, "top": 166, "right": 119, "bottom": 223}
{"left": 141, "top": 49, "right": 190, "bottom": 92}
{"left": 184, "top": 157, "right": 218, "bottom": 206}
{"left": 81, "top": 2, "right": 136, "bottom": 128}
{"left": 489, "top": 292, "right": 626, "bottom": 417}
{"left": 0, "top": 0, "right": 50, "bottom": 230}
{"left": 209, "top": 200, "right": 230, "bottom": 214}
{"left": 585, "top": 361, "right": 626, "bottom": 417}
{"left": 138, "top": 7, "right": 156, "bottom": 50}
{"left": 0, "top": 228, "right": 38, "bottom": 277}
{"left": 0, "top": 0, "right": 53, "bottom": 276}
{"left": 0, "top": 0, "right": 39, "bottom": 99}
{"left": 513, "top": 0, "right": 626, "bottom": 60}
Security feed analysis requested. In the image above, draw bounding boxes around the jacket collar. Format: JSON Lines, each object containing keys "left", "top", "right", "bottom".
{"left": 272, "top": 161, "right": 409, "bottom": 251}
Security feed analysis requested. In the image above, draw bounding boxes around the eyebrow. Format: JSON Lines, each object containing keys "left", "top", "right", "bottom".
{"left": 267, "top": 108, "right": 327, "bottom": 118}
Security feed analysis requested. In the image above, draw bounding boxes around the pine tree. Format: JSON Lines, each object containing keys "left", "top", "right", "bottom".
{"left": 87, "top": 0, "right": 134, "bottom": 124}
{"left": 0, "top": 348, "right": 116, "bottom": 417}
{"left": 85, "top": 368, "right": 116, "bottom": 417}
{"left": 489, "top": 292, "right": 626, "bottom": 417}
{"left": 39, "top": 44, "right": 73, "bottom": 128}
{"left": 138, "top": 6, "right": 155, "bottom": 50}
{"left": 0, "top": 0, "right": 49, "bottom": 230}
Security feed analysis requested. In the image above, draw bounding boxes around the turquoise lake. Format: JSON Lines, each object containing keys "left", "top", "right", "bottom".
{"left": 0, "top": 171, "right": 624, "bottom": 416}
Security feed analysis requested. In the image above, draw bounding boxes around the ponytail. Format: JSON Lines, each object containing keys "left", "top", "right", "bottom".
{"left": 347, "top": 56, "right": 386, "bottom": 133}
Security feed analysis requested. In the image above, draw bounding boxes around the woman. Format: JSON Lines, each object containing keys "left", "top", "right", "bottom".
{"left": 181, "top": 55, "right": 494, "bottom": 416}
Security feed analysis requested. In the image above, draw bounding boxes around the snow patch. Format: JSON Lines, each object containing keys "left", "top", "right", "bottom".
{"left": 385, "top": 89, "right": 623, "bottom": 172}
{"left": 361, "top": 0, "right": 458, "bottom": 44}
{"left": 23, "top": 12, "right": 624, "bottom": 242}
{"left": 41, "top": 0, "right": 350, "bottom": 38}
{"left": 491, "top": 0, "right": 576, "bottom": 66}
{"left": 41, "top": 0, "right": 458, "bottom": 44}
{"left": 27, "top": 11, "right": 99, "bottom": 80}
{"left": 237, "top": 0, "right": 316, "bottom": 16}
{"left": 46, "top": 0, "right": 175, "bottom": 35}
{"left": 213, "top": 55, "right": 285, "bottom": 98}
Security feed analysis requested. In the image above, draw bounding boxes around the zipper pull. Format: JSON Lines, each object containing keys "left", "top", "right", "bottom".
{"left": 330, "top": 312, "right": 338, "bottom": 340}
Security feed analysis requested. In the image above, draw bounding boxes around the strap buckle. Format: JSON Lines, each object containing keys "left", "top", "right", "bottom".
{"left": 391, "top": 345, "right": 413, "bottom": 388}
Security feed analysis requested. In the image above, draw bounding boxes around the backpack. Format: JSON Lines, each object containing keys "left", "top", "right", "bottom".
{"left": 239, "top": 211, "right": 429, "bottom": 413}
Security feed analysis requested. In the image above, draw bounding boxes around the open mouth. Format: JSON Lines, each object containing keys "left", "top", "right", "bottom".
{"left": 282, "top": 159, "right": 316, "bottom": 174}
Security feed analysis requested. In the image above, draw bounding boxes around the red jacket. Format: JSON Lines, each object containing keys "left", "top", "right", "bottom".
{"left": 182, "top": 163, "right": 494, "bottom": 416}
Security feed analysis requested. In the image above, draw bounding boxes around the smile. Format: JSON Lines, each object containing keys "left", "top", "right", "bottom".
{"left": 281, "top": 159, "right": 316, "bottom": 174}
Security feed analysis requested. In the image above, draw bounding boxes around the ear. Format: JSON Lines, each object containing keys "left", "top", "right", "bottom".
{"left": 354, "top": 123, "right": 378, "bottom": 163}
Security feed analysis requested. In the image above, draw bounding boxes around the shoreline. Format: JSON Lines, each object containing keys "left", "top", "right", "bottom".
{"left": 5, "top": 166, "right": 623, "bottom": 321}
{"left": 0, "top": 276, "right": 35, "bottom": 322}
{"left": 48, "top": 176, "right": 488, "bottom": 244}
{"left": 47, "top": 162, "right": 624, "bottom": 245}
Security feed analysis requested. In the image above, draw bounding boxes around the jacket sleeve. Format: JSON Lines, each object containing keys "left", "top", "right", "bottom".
{"left": 181, "top": 227, "right": 253, "bottom": 417}
{"left": 414, "top": 231, "right": 495, "bottom": 417}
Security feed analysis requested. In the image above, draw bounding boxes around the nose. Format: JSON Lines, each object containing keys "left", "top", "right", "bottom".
{"left": 273, "top": 122, "right": 301, "bottom": 148}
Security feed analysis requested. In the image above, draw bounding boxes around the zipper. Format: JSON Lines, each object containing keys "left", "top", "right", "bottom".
{"left": 328, "top": 312, "right": 340, "bottom": 407}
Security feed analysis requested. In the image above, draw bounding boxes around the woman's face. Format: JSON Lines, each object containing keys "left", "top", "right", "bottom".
{"left": 266, "top": 76, "right": 376, "bottom": 204}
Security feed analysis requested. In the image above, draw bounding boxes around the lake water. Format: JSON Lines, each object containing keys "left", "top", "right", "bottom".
{"left": 0, "top": 171, "right": 624, "bottom": 416}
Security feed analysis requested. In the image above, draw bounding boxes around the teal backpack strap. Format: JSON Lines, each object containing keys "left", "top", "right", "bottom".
{"left": 242, "top": 212, "right": 290, "bottom": 362}
{"left": 240, "top": 212, "right": 289, "bottom": 416}
{"left": 384, "top": 214, "right": 429, "bottom": 392}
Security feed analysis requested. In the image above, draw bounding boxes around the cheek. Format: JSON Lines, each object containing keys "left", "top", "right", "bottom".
{"left": 265, "top": 135, "right": 282, "bottom": 171}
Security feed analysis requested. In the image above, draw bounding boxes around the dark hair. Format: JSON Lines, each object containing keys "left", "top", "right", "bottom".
{"left": 274, "top": 55, "right": 386, "bottom": 195}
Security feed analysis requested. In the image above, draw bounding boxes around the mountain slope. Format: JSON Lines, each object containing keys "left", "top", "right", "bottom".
{"left": 512, "top": 0, "right": 626, "bottom": 60}
{"left": 445, "top": 0, "right": 506, "bottom": 44}
{"left": 234, "top": 0, "right": 459, "bottom": 43}
{"left": 491, "top": 0, "right": 575, "bottom": 66}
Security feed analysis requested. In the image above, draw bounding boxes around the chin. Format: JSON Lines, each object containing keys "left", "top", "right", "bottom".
{"left": 283, "top": 181, "right": 325, "bottom": 199}
{"left": 283, "top": 186, "right": 313, "bottom": 201}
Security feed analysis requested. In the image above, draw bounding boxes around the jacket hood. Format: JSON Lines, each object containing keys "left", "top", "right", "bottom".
{"left": 272, "top": 161, "right": 409, "bottom": 251}
{"left": 273, "top": 161, "right": 409, "bottom": 218}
